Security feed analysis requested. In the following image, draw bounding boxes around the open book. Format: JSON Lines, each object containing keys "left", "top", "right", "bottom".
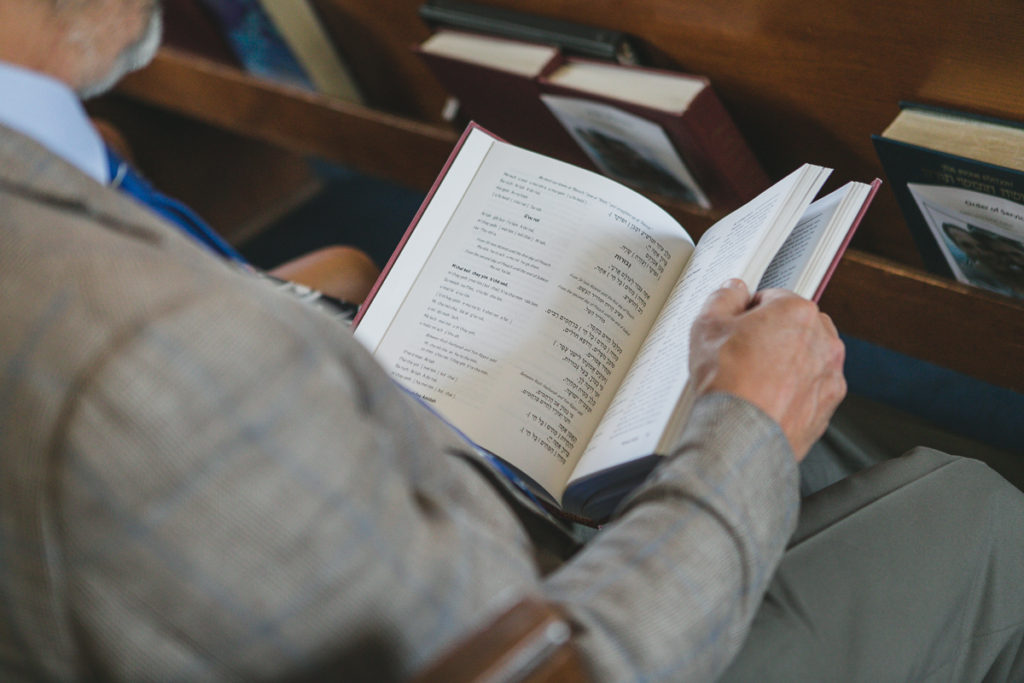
{"left": 355, "top": 124, "right": 880, "bottom": 521}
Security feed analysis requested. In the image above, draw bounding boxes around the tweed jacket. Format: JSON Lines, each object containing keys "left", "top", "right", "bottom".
{"left": 0, "top": 125, "right": 798, "bottom": 681}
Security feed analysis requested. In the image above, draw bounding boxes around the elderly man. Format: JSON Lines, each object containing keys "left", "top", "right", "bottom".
{"left": 1, "top": 1, "right": 1022, "bottom": 680}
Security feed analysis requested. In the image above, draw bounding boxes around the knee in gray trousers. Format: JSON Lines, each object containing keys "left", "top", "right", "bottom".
{"left": 720, "top": 448, "right": 1024, "bottom": 682}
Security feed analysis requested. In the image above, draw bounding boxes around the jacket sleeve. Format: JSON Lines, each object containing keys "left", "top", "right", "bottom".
{"left": 546, "top": 393, "right": 799, "bottom": 681}
{"left": 55, "top": 276, "right": 797, "bottom": 682}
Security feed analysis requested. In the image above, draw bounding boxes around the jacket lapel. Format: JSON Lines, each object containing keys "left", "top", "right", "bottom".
{"left": 0, "top": 123, "right": 176, "bottom": 246}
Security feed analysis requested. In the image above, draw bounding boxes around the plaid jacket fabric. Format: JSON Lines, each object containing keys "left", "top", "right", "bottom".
{"left": 0, "top": 125, "right": 798, "bottom": 682}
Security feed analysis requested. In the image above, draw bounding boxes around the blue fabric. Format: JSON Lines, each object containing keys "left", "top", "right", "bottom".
{"left": 843, "top": 334, "right": 1024, "bottom": 454}
{"left": 392, "top": 383, "right": 554, "bottom": 518}
{"left": 106, "top": 147, "right": 247, "bottom": 264}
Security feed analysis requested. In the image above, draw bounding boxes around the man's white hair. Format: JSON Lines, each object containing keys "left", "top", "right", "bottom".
{"left": 71, "top": 0, "right": 164, "bottom": 99}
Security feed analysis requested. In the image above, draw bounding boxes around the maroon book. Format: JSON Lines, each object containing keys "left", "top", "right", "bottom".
{"left": 538, "top": 57, "right": 769, "bottom": 211}
{"left": 414, "top": 31, "right": 594, "bottom": 170}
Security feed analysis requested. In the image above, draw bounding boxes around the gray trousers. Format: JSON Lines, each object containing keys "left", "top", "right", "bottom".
{"left": 720, "top": 449, "right": 1024, "bottom": 681}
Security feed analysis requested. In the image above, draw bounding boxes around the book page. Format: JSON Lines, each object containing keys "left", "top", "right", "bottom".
{"left": 419, "top": 30, "right": 558, "bottom": 76}
{"left": 758, "top": 191, "right": 842, "bottom": 291}
{"left": 758, "top": 185, "right": 844, "bottom": 294}
{"left": 569, "top": 165, "right": 827, "bottom": 483}
{"left": 544, "top": 61, "right": 705, "bottom": 114}
{"left": 357, "top": 128, "right": 694, "bottom": 499}
{"left": 758, "top": 182, "right": 872, "bottom": 297}
{"left": 884, "top": 107, "right": 1024, "bottom": 172}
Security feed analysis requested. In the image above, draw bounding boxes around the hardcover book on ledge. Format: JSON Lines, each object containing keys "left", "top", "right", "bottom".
{"left": 355, "top": 124, "right": 879, "bottom": 522}
{"left": 873, "top": 103, "right": 1024, "bottom": 300}
{"left": 416, "top": 29, "right": 767, "bottom": 211}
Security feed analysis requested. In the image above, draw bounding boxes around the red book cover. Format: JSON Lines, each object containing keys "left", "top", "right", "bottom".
{"left": 537, "top": 58, "right": 769, "bottom": 211}
{"left": 414, "top": 31, "right": 594, "bottom": 170}
{"left": 354, "top": 123, "right": 488, "bottom": 327}
{"left": 811, "top": 178, "right": 882, "bottom": 302}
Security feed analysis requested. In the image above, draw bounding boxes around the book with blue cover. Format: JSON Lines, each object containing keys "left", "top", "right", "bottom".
{"left": 257, "top": 0, "right": 363, "bottom": 102}
{"left": 873, "top": 103, "right": 1024, "bottom": 300}
{"left": 198, "top": 0, "right": 313, "bottom": 91}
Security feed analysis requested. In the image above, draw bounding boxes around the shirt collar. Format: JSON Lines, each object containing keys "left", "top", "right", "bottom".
{"left": 0, "top": 60, "right": 109, "bottom": 184}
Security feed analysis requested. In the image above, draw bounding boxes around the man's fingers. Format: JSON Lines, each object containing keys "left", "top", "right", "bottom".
{"left": 700, "top": 279, "right": 751, "bottom": 319}
{"left": 690, "top": 282, "right": 850, "bottom": 460}
{"left": 750, "top": 287, "right": 808, "bottom": 309}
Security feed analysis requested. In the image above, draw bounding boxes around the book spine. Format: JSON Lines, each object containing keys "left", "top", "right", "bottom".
{"left": 418, "top": 0, "right": 640, "bottom": 64}
{"left": 899, "top": 100, "right": 1024, "bottom": 133}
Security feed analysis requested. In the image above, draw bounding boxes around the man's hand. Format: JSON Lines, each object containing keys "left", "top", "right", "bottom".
{"left": 689, "top": 279, "right": 846, "bottom": 461}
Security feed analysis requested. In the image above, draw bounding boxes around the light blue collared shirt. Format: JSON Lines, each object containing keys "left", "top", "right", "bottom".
{"left": 0, "top": 60, "right": 108, "bottom": 184}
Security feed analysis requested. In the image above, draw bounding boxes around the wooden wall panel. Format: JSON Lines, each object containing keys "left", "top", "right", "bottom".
{"left": 308, "top": 0, "right": 1024, "bottom": 265}
{"left": 112, "top": 0, "right": 1024, "bottom": 391}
